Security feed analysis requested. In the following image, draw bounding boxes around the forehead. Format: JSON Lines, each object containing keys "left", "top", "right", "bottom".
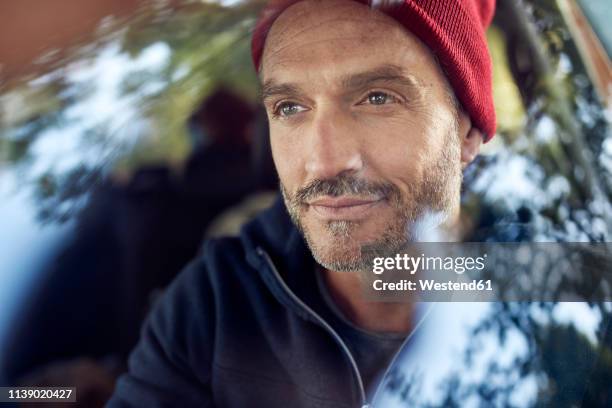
{"left": 260, "top": 0, "right": 435, "bottom": 84}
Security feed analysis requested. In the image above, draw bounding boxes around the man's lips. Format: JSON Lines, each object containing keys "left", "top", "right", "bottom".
{"left": 307, "top": 196, "right": 385, "bottom": 220}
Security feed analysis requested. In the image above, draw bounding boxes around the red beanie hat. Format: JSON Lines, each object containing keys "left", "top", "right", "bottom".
{"left": 251, "top": 0, "right": 497, "bottom": 142}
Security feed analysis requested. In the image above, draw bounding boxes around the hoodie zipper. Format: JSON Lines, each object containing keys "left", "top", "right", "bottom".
{"left": 256, "top": 247, "right": 370, "bottom": 408}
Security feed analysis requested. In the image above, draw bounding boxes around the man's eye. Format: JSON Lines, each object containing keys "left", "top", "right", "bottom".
{"left": 274, "top": 102, "right": 304, "bottom": 117}
{"left": 364, "top": 91, "right": 399, "bottom": 105}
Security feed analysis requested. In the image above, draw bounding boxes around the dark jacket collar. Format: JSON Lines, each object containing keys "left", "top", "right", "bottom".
{"left": 240, "top": 196, "right": 316, "bottom": 300}
{"left": 240, "top": 196, "right": 300, "bottom": 263}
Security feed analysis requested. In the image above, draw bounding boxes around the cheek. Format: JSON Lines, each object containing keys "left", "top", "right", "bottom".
{"left": 269, "top": 127, "right": 304, "bottom": 192}
{"left": 361, "top": 120, "right": 435, "bottom": 185}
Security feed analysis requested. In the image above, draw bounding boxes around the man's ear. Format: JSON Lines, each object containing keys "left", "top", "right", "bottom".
{"left": 457, "top": 111, "right": 483, "bottom": 169}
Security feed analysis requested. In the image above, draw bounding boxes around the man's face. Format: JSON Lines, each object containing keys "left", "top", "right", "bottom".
{"left": 260, "top": 0, "right": 464, "bottom": 272}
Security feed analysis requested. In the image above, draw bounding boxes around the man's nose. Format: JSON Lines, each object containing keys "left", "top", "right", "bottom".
{"left": 304, "top": 108, "right": 364, "bottom": 180}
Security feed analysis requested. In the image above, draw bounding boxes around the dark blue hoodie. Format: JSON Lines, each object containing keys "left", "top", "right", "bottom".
{"left": 106, "top": 197, "right": 376, "bottom": 408}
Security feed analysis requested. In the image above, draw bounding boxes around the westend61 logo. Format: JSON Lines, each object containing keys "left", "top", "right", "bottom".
{"left": 371, "top": 253, "right": 488, "bottom": 275}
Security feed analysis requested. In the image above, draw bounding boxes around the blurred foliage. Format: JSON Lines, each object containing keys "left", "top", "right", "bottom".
{"left": 113, "top": 0, "right": 264, "bottom": 168}
{"left": 487, "top": 26, "right": 527, "bottom": 138}
{"left": 0, "top": 0, "right": 265, "bottom": 222}
{"left": 463, "top": 0, "right": 612, "bottom": 243}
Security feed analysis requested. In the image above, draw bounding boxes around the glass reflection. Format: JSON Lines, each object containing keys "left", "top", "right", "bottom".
{"left": 0, "top": 0, "right": 610, "bottom": 406}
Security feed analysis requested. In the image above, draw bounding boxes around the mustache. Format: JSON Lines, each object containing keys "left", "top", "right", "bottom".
{"left": 293, "top": 173, "right": 398, "bottom": 204}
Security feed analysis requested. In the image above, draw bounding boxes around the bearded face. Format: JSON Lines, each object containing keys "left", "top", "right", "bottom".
{"left": 260, "top": 0, "right": 472, "bottom": 272}
{"left": 281, "top": 132, "right": 461, "bottom": 272}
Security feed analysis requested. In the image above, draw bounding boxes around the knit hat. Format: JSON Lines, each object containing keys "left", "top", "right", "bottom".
{"left": 251, "top": 0, "right": 497, "bottom": 142}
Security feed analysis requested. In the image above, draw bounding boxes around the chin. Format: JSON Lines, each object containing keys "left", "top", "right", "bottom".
{"left": 305, "top": 219, "right": 389, "bottom": 272}
{"left": 310, "top": 242, "right": 364, "bottom": 272}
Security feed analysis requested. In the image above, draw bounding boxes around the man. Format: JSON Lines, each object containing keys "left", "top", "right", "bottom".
{"left": 106, "top": 0, "right": 496, "bottom": 406}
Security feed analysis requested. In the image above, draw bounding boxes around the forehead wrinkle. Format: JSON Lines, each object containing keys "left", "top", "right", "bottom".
{"left": 262, "top": 60, "right": 426, "bottom": 101}
{"left": 270, "top": 10, "right": 393, "bottom": 44}
{"left": 263, "top": 7, "right": 404, "bottom": 68}
{"left": 263, "top": 33, "right": 378, "bottom": 71}
{"left": 262, "top": 21, "right": 409, "bottom": 80}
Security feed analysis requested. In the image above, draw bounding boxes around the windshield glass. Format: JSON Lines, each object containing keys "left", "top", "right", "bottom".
{"left": 0, "top": 0, "right": 610, "bottom": 406}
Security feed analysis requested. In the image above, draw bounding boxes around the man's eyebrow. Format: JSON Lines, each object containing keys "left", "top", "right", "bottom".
{"left": 260, "top": 81, "right": 303, "bottom": 103}
{"left": 340, "top": 64, "right": 421, "bottom": 91}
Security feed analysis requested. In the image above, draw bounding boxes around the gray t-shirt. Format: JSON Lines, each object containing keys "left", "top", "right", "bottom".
{"left": 314, "top": 271, "right": 408, "bottom": 397}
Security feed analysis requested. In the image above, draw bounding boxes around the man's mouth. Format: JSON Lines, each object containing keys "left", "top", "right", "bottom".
{"left": 307, "top": 196, "right": 385, "bottom": 220}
